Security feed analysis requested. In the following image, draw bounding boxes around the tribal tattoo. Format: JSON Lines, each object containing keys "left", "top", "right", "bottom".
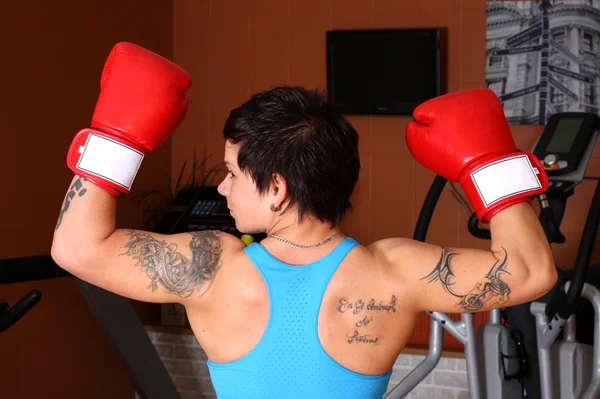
{"left": 337, "top": 295, "right": 396, "bottom": 345}
{"left": 421, "top": 247, "right": 511, "bottom": 311}
{"left": 120, "top": 230, "right": 223, "bottom": 297}
{"left": 55, "top": 176, "right": 88, "bottom": 230}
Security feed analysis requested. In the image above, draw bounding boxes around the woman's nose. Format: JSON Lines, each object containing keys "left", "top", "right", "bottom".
{"left": 217, "top": 177, "right": 229, "bottom": 196}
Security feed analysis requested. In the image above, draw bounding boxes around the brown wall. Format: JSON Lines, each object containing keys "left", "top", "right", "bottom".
{"left": 172, "top": 0, "right": 600, "bottom": 266}
{"left": 1, "top": 1, "right": 172, "bottom": 398}
{"left": 172, "top": 0, "right": 600, "bottom": 349}
{"left": 1, "top": 0, "right": 599, "bottom": 396}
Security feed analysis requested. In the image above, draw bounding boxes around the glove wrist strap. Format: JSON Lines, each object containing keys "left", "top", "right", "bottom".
{"left": 459, "top": 152, "right": 548, "bottom": 221}
{"left": 67, "top": 128, "right": 146, "bottom": 194}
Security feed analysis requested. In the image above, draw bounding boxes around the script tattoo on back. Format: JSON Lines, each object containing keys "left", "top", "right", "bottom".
{"left": 421, "top": 247, "right": 511, "bottom": 311}
{"left": 336, "top": 295, "right": 397, "bottom": 345}
{"left": 120, "top": 230, "right": 223, "bottom": 297}
{"left": 55, "top": 176, "right": 87, "bottom": 230}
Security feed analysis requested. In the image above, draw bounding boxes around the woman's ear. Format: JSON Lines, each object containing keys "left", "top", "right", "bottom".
{"left": 270, "top": 173, "right": 288, "bottom": 204}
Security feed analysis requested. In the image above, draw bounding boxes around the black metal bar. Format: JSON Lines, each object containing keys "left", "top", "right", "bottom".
{"left": 0, "top": 255, "right": 72, "bottom": 284}
{"left": 468, "top": 213, "right": 491, "bottom": 240}
{"left": 76, "top": 280, "right": 181, "bottom": 399}
{"left": 414, "top": 175, "right": 447, "bottom": 242}
{"left": 0, "top": 290, "right": 42, "bottom": 332}
{"left": 550, "top": 181, "right": 600, "bottom": 320}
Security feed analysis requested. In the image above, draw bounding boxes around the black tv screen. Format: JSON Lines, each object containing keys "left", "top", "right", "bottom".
{"left": 326, "top": 29, "right": 441, "bottom": 115}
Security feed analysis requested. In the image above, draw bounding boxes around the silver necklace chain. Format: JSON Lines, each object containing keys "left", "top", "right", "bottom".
{"left": 266, "top": 232, "right": 342, "bottom": 250}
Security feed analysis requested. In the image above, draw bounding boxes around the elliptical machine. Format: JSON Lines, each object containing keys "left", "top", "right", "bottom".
{"left": 385, "top": 112, "right": 600, "bottom": 399}
{"left": 477, "top": 112, "right": 600, "bottom": 399}
{"left": 526, "top": 112, "right": 600, "bottom": 399}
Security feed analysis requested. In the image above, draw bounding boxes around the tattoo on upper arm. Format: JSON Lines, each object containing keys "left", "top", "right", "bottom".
{"left": 421, "top": 247, "right": 511, "bottom": 311}
{"left": 55, "top": 176, "right": 88, "bottom": 230}
{"left": 336, "top": 295, "right": 397, "bottom": 344}
{"left": 120, "top": 230, "right": 223, "bottom": 297}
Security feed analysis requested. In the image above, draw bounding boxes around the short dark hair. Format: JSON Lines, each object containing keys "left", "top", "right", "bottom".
{"left": 223, "top": 86, "right": 360, "bottom": 227}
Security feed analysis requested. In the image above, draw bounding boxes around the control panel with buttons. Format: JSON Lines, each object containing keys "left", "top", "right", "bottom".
{"left": 532, "top": 112, "right": 598, "bottom": 193}
{"left": 190, "top": 200, "right": 218, "bottom": 217}
{"left": 152, "top": 186, "right": 265, "bottom": 242}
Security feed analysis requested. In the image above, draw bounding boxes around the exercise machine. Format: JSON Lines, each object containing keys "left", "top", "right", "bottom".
{"left": 0, "top": 251, "right": 181, "bottom": 399}
{"left": 478, "top": 112, "right": 600, "bottom": 399}
{"left": 0, "top": 255, "right": 66, "bottom": 333}
{"left": 385, "top": 112, "right": 600, "bottom": 399}
{"left": 528, "top": 112, "right": 600, "bottom": 399}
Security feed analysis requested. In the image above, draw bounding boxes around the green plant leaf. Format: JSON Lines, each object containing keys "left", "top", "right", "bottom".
{"left": 201, "top": 163, "right": 224, "bottom": 186}
{"left": 190, "top": 146, "right": 197, "bottom": 187}
{"left": 173, "top": 159, "right": 188, "bottom": 198}
{"left": 135, "top": 189, "right": 168, "bottom": 207}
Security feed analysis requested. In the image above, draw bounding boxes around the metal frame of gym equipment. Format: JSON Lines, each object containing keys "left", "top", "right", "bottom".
{"left": 384, "top": 176, "right": 483, "bottom": 398}
{"left": 385, "top": 125, "right": 600, "bottom": 399}
{"left": 77, "top": 280, "right": 181, "bottom": 399}
{"left": 529, "top": 177, "right": 600, "bottom": 399}
{"left": 0, "top": 256, "right": 181, "bottom": 399}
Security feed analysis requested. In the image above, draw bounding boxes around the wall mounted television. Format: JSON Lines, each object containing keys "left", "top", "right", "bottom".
{"left": 326, "top": 29, "right": 441, "bottom": 115}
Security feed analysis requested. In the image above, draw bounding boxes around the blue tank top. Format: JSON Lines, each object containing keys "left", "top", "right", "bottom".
{"left": 207, "top": 237, "right": 392, "bottom": 399}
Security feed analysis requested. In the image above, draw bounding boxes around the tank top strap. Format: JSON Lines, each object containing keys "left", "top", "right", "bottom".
{"left": 243, "top": 237, "right": 359, "bottom": 278}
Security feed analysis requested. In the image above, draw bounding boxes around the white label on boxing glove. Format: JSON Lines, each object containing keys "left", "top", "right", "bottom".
{"left": 471, "top": 155, "right": 541, "bottom": 207}
{"left": 76, "top": 134, "right": 144, "bottom": 190}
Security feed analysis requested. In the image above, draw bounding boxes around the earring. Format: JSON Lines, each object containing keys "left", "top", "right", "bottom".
{"left": 270, "top": 203, "right": 281, "bottom": 212}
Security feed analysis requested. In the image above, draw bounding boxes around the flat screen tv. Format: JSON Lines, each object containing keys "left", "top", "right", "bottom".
{"left": 326, "top": 29, "right": 441, "bottom": 115}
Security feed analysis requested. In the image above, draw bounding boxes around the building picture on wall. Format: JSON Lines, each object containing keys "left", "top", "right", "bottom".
{"left": 486, "top": 0, "right": 600, "bottom": 125}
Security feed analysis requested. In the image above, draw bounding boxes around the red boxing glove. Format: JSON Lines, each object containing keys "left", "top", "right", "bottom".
{"left": 66, "top": 42, "right": 192, "bottom": 196}
{"left": 406, "top": 88, "right": 548, "bottom": 222}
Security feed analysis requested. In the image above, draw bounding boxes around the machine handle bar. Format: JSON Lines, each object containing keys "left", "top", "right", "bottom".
{"left": 0, "top": 290, "right": 42, "bottom": 333}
